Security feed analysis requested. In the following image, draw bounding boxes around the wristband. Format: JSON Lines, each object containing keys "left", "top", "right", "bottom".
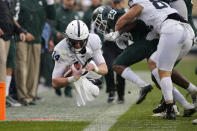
{"left": 94, "top": 66, "right": 99, "bottom": 73}
{"left": 67, "top": 76, "right": 77, "bottom": 83}
{"left": 90, "top": 60, "right": 99, "bottom": 73}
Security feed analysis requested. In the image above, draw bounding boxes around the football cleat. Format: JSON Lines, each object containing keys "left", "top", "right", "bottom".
{"left": 153, "top": 98, "right": 166, "bottom": 113}
{"left": 164, "top": 103, "right": 176, "bottom": 120}
{"left": 136, "top": 85, "right": 153, "bottom": 104}
{"left": 108, "top": 91, "right": 115, "bottom": 103}
{"left": 152, "top": 112, "right": 166, "bottom": 117}
{"left": 192, "top": 119, "right": 197, "bottom": 125}
{"left": 117, "top": 96, "right": 124, "bottom": 104}
{"left": 152, "top": 105, "right": 180, "bottom": 117}
{"left": 183, "top": 108, "right": 196, "bottom": 117}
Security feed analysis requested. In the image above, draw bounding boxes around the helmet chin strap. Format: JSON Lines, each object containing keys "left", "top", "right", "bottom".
{"left": 74, "top": 46, "right": 86, "bottom": 54}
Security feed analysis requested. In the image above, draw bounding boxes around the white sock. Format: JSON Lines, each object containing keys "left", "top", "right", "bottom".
{"left": 160, "top": 77, "right": 173, "bottom": 102}
{"left": 152, "top": 68, "right": 160, "bottom": 85}
{"left": 121, "top": 67, "right": 149, "bottom": 87}
{"left": 172, "top": 86, "right": 193, "bottom": 109}
{"left": 187, "top": 83, "right": 197, "bottom": 95}
{"left": 6, "top": 76, "right": 12, "bottom": 96}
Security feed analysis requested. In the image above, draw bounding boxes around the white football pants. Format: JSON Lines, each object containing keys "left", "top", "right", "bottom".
{"left": 150, "top": 19, "right": 194, "bottom": 71}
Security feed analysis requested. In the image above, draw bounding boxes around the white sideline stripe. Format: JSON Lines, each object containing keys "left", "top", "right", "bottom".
{"left": 83, "top": 71, "right": 152, "bottom": 131}
{"left": 6, "top": 71, "right": 151, "bottom": 124}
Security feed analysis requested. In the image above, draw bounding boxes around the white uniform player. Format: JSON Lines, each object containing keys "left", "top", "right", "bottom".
{"left": 128, "top": 0, "right": 177, "bottom": 33}
{"left": 114, "top": 0, "right": 195, "bottom": 119}
{"left": 52, "top": 33, "right": 105, "bottom": 79}
{"left": 52, "top": 20, "right": 108, "bottom": 106}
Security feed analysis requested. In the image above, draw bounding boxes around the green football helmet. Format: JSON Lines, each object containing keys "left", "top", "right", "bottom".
{"left": 92, "top": 6, "right": 112, "bottom": 34}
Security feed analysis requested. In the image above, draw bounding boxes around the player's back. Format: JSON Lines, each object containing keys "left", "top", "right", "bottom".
{"left": 128, "top": 0, "right": 177, "bottom": 33}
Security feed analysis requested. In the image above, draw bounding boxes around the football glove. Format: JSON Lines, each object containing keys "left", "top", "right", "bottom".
{"left": 104, "top": 31, "right": 120, "bottom": 41}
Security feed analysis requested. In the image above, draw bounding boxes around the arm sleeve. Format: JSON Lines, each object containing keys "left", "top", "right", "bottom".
{"left": 52, "top": 62, "right": 67, "bottom": 78}
{"left": 92, "top": 50, "right": 105, "bottom": 65}
{"left": 90, "top": 34, "right": 105, "bottom": 65}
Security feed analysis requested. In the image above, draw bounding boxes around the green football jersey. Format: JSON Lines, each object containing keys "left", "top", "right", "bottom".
{"left": 107, "top": 8, "right": 151, "bottom": 42}
{"left": 184, "top": 0, "right": 197, "bottom": 36}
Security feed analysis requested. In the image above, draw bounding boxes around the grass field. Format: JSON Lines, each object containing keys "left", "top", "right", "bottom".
{"left": 109, "top": 56, "right": 197, "bottom": 131}
{"left": 0, "top": 55, "right": 197, "bottom": 131}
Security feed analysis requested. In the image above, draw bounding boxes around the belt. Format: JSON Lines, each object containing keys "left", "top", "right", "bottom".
{"left": 165, "top": 13, "right": 188, "bottom": 24}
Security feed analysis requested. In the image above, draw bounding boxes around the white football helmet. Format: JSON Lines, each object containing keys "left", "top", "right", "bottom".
{"left": 65, "top": 20, "right": 89, "bottom": 54}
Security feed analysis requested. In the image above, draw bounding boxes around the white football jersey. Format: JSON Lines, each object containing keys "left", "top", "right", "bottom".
{"left": 52, "top": 33, "right": 103, "bottom": 78}
{"left": 128, "top": 0, "right": 177, "bottom": 33}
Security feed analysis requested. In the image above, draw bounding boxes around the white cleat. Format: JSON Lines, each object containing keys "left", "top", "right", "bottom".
{"left": 192, "top": 119, "right": 197, "bottom": 125}
{"left": 152, "top": 105, "right": 180, "bottom": 117}
{"left": 152, "top": 112, "right": 166, "bottom": 117}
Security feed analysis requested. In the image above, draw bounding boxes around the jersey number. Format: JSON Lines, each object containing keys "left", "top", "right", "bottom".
{"left": 108, "top": 10, "right": 117, "bottom": 20}
{"left": 149, "top": 0, "right": 168, "bottom": 9}
{"left": 52, "top": 51, "right": 60, "bottom": 61}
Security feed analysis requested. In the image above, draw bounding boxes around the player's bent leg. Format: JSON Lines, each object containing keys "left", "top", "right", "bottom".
{"left": 172, "top": 86, "right": 196, "bottom": 117}
{"left": 171, "top": 69, "right": 197, "bottom": 106}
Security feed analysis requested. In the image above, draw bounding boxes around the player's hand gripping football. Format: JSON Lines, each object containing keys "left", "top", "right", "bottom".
{"left": 71, "top": 64, "right": 82, "bottom": 81}
{"left": 85, "top": 61, "right": 99, "bottom": 73}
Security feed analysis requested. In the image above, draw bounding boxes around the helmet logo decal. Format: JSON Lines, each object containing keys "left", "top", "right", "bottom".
{"left": 77, "top": 20, "right": 80, "bottom": 37}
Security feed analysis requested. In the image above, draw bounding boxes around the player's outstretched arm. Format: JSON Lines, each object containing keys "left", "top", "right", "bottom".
{"left": 85, "top": 61, "right": 108, "bottom": 75}
{"left": 52, "top": 64, "right": 82, "bottom": 89}
{"left": 115, "top": 5, "right": 143, "bottom": 31}
{"left": 96, "top": 63, "right": 108, "bottom": 75}
{"left": 52, "top": 77, "right": 71, "bottom": 89}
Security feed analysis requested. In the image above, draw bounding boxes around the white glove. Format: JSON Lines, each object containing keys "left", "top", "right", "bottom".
{"left": 116, "top": 32, "right": 133, "bottom": 49}
{"left": 104, "top": 31, "right": 120, "bottom": 41}
{"left": 46, "top": 0, "right": 54, "bottom": 5}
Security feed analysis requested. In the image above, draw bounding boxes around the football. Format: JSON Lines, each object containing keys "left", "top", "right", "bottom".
{"left": 73, "top": 63, "right": 82, "bottom": 70}
{"left": 62, "top": 63, "right": 82, "bottom": 77}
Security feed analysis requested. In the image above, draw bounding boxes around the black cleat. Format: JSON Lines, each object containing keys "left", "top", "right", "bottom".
{"left": 29, "top": 100, "right": 36, "bottom": 105}
{"left": 164, "top": 103, "right": 176, "bottom": 120}
{"left": 117, "top": 96, "right": 124, "bottom": 104}
{"left": 153, "top": 98, "right": 166, "bottom": 113}
{"left": 108, "top": 91, "right": 115, "bottom": 103}
{"left": 55, "top": 89, "right": 62, "bottom": 96}
{"left": 136, "top": 85, "right": 153, "bottom": 104}
{"left": 183, "top": 108, "right": 196, "bottom": 117}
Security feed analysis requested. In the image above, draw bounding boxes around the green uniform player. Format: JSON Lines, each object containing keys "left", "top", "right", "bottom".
{"left": 93, "top": 6, "right": 155, "bottom": 104}
{"left": 105, "top": 8, "right": 158, "bottom": 66}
